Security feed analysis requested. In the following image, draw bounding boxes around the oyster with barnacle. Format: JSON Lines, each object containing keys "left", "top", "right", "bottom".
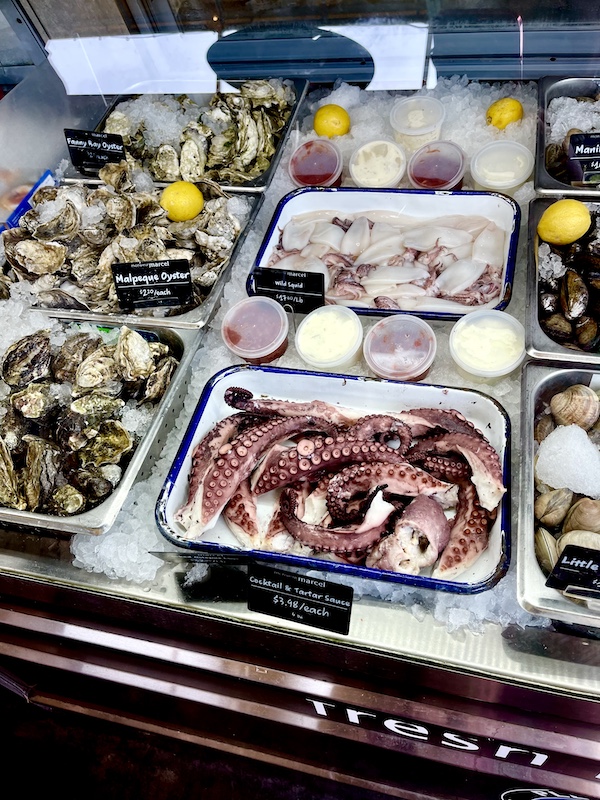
{"left": 0, "top": 323, "right": 181, "bottom": 520}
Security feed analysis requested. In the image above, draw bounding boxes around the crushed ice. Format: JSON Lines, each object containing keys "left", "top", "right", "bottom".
{"left": 536, "top": 424, "right": 600, "bottom": 498}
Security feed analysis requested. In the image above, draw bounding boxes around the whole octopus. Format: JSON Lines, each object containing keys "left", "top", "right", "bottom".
{"left": 175, "top": 389, "right": 506, "bottom": 580}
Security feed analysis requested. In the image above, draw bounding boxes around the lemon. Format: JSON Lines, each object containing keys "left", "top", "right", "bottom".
{"left": 159, "top": 181, "right": 204, "bottom": 222}
{"left": 537, "top": 199, "right": 592, "bottom": 245}
{"left": 486, "top": 97, "right": 523, "bottom": 130}
{"left": 313, "top": 104, "right": 351, "bottom": 138}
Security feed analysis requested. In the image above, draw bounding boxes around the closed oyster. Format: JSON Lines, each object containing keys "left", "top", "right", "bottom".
{"left": 550, "top": 383, "right": 600, "bottom": 429}
{"left": 52, "top": 332, "right": 102, "bottom": 383}
{"left": 0, "top": 436, "right": 25, "bottom": 510}
{"left": 2, "top": 331, "right": 52, "bottom": 388}
{"left": 11, "top": 382, "right": 56, "bottom": 420}
{"left": 70, "top": 392, "right": 125, "bottom": 424}
{"left": 74, "top": 346, "right": 121, "bottom": 396}
{"left": 22, "top": 435, "right": 61, "bottom": 511}
{"left": 534, "top": 487, "right": 574, "bottom": 527}
{"left": 142, "top": 355, "right": 178, "bottom": 403}
{"left": 78, "top": 420, "right": 133, "bottom": 467}
{"left": 6, "top": 239, "right": 67, "bottom": 275}
{"left": 48, "top": 484, "right": 86, "bottom": 515}
{"left": 21, "top": 198, "right": 81, "bottom": 242}
{"left": 535, "top": 527, "right": 559, "bottom": 575}
{"left": 150, "top": 144, "right": 180, "bottom": 181}
{"left": 103, "top": 110, "right": 133, "bottom": 143}
{"left": 562, "top": 497, "right": 600, "bottom": 534}
{"left": 114, "top": 327, "right": 154, "bottom": 381}
{"left": 55, "top": 408, "right": 97, "bottom": 451}
{"left": 105, "top": 194, "right": 136, "bottom": 232}
{"left": 71, "top": 467, "right": 114, "bottom": 504}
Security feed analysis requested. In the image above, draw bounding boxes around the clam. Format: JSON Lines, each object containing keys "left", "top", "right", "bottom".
{"left": 534, "top": 487, "right": 574, "bottom": 527}
{"left": 557, "top": 529, "right": 600, "bottom": 555}
{"left": 535, "top": 527, "right": 559, "bottom": 575}
{"left": 534, "top": 413, "right": 555, "bottom": 444}
{"left": 563, "top": 497, "right": 600, "bottom": 534}
{"left": 550, "top": 383, "right": 600, "bottom": 429}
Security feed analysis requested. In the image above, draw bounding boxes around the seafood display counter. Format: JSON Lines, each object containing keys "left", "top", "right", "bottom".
{"left": 2, "top": 67, "right": 600, "bottom": 800}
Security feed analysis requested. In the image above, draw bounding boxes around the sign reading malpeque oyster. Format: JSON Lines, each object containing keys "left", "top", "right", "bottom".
{"left": 64, "top": 127, "right": 125, "bottom": 174}
{"left": 112, "top": 260, "right": 194, "bottom": 309}
{"left": 567, "top": 132, "right": 600, "bottom": 184}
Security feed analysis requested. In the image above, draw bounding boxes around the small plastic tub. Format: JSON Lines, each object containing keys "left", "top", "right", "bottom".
{"left": 363, "top": 315, "right": 437, "bottom": 381}
{"left": 470, "top": 141, "right": 534, "bottom": 196}
{"left": 349, "top": 139, "right": 406, "bottom": 188}
{"left": 222, "top": 295, "right": 289, "bottom": 365}
{"left": 449, "top": 310, "right": 525, "bottom": 380}
{"left": 295, "top": 305, "right": 363, "bottom": 371}
{"left": 407, "top": 140, "right": 466, "bottom": 191}
{"left": 288, "top": 139, "right": 343, "bottom": 188}
{"left": 389, "top": 96, "right": 446, "bottom": 153}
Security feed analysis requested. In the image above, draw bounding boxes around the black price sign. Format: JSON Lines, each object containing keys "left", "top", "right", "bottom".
{"left": 65, "top": 128, "right": 126, "bottom": 174}
{"left": 248, "top": 563, "right": 353, "bottom": 634}
{"left": 111, "top": 259, "right": 194, "bottom": 309}
{"left": 250, "top": 267, "right": 325, "bottom": 313}
{"left": 546, "top": 544, "right": 600, "bottom": 596}
{"left": 567, "top": 132, "right": 600, "bottom": 185}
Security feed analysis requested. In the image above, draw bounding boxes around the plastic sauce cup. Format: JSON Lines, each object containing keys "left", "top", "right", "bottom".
{"left": 449, "top": 309, "right": 525, "bottom": 380}
{"left": 389, "top": 96, "right": 446, "bottom": 153}
{"left": 295, "top": 305, "right": 363, "bottom": 371}
{"left": 349, "top": 139, "right": 406, "bottom": 188}
{"left": 470, "top": 141, "right": 534, "bottom": 195}
{"left": 407, "top": 140, "right": 466, "bottom": 191}
{"left": 288, "top": 139, "right": 343, "bottom": 188}
{"left": 363, "top": 315, "right": 437, "bottom": 381}
{"left": 222, "top": 295, "right": 289, "bottom": 364}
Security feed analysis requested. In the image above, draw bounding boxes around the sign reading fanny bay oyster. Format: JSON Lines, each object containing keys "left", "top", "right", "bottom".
{"left": 250, "top": 267, "right": 325, "bottom": 313}
{"left": 566, "top": 132, "right": 600, "bottom": 184}
{"left": 248, "top": 563, "right": 353, "bottom": 634}
{"left": 64, "top": 128, "right": 126, "bottom": 174}
{"left": 546, "top": 544, "right": 600, "bottom": 597}
{"left": 112, "top": 260, "right": 194, "bottom": 309}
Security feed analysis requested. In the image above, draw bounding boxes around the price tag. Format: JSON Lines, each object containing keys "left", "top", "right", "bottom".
{"left": 248, "top": 563, "right": 353, "bottom": 634}
{"left": 250, "top": 267, "right": 325, "bottom": 314}
{"left": 546, "top": 544, "right": 600, "bottom": 597}
{"left": 111, "top": 259, "right": 194, "bottom": 310}
{"left": 566, "top": 132, "right": 600, "bottom": 185}
{"left": 64, "top": 127, "right": 125, "bottom": 175}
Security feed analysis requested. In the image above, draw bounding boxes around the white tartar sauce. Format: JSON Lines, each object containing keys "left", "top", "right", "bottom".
{"left": 297, "top": 308, "right": 361, "bottom": 365}
{"left": 453, "top": 317, "right": 523, "bottom": 371}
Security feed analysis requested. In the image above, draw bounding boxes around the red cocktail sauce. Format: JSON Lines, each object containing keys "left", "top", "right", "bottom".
{"left": 289, "top": 140, "right": 343, "bottom": 188}
{"left": 222, "top": 298, "right": 288, "bottom": 364}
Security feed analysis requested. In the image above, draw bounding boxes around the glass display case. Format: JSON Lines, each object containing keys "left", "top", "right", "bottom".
{"left": 1, "top": 3, "right": 600, "bottom": 799}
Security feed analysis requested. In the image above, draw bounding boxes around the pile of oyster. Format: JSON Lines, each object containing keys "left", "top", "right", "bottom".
{"left": 534, "top": 383, "right": 600, "bottom": 586}
{"left": 0, "top": 324, "right": 179, "bottom": 517}
{"left": 0, "top": 170, "right": 250, "bottom": 315}
{"left": 537, "top": 204, "right": 600, "bottom": 351}
{"left": 102, "top": 79, "right": 296, "bottom": 186}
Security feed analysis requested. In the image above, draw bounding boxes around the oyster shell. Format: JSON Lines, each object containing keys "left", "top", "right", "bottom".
{"left": 150, "top": 144, "right": 180, "bottom": 181}
{"left": 550, "top": 383, "right": 600, "bottom": 429}
{"left": 6, "top": 239, "right": 67, "bottom": 275}
{"left": 534, "top": 487, "right": 574, "bottom": 527}
{"left": 2, "top": 331, "right": 52, "bottom": 388}
{"left": 21, "top": 198, "right": 81, "bottom": 242}
{"left": 114, "top": 327, "right": 154, "bottom": 381}
{"left": 11, "top": 382, "right": 56, "bottom": 420}
{"left": 22, "top": 435, "right": 61, "bottom": 511}
{"left": 74, "top": 346, "right": 121, "bottom": 396}
{"left": 48, "top": 484, "right": 86, "bottom": 515}
{"left": 142, "top": 355, "right": 178, "bottom": 403}
{"left": 78, "top": 420, "right": 133, "bottom": 467}
{"left": 0, "top": 436, "right": 25, "bottom": 510}
{"left": 70, "top": 392, "right": 125, "bottom": 424}
{"left": 562, "top": 497, "right": 600, "bottom": 534}
{"left": 52, "top": 332, "right": 102, "bottom": 383}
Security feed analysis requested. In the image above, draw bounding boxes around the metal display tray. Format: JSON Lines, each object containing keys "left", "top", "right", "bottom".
{"left": 535, "top": 75, "right": 600, "bottom": 196}
{"left": 156, "top": 364, "right": 511, "bottom": 595}
{"left": 518, "top": 361, "right": 600, "bottom": 628}
{"left": 0, "top": 320, "right": 200, "bottom": 537}
{"left": 66, "top": 79, "right": 309, "bottom": 195}
{"left": 526, "top": 195, "right": 600, "bottom": 365}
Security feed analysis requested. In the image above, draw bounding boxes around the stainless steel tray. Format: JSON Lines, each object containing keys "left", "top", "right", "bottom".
{"left": 65, "top": 79, "right": 309, "bottom": 195}
{"left": 535, "top": 76, "right": 600, "bottom": 196}
{"left": 518, "top": 361, "right": 600, "bottom": 628}
{"left": 0, "top": 320, "right": 200, "bottom": 537}
{"left": 526, "top": 196, "right": 600, "bottom": 365}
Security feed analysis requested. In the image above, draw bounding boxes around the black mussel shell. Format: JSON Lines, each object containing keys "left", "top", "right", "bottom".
{"left": 540, "top": 292, "right": 559, "bottom": 315}
{"left": 540, "top": 312, "right": 573, "bottom": 342}
{"left": 560, "top": 268, "right": 589, "bottom": 320}
{"left": 575, "top": 315, "right": 600, "bottom": 350}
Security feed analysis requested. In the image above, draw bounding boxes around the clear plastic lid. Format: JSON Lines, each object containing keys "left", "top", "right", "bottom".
{"left": 449, "top": 309, "right": 525, "bottom": 378}
{"left": 222, "top": 296, "right": 289, "bottom": 363}
{"left": 389, "top": 96, "right": 446, "bottom": 137}
{"left": 295, "top": 305, "right": 363, "bottom": 370}
{"left": 470, "top": 141, "right": 534, "bottom": 190}
{"left": 407, "top": 140, "right": 466, "bottom": 190}
{"left": 349, "top": 139, "right": 406, "bottom": 188}
{"left": 363, "top": 315, "right": 437, "bottom": 381}
{"left": 288, "top": 139, "right": 343, "bottom": 188}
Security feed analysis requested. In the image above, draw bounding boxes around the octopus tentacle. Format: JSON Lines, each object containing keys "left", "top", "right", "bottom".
{"left": 432, "top": 481, "right": 495, "bottom": 579}
{"left": 325, "top": 460, "right": 453, "bottom": 522}
{"left": 223, "top": 478, "right": 260, "bottom": 549}
{"left": 407, "top": 432, "right": 505, "bottom": 512}
{"left": 279, "top": 487, "right": 395, "bottom": 555}
{"left": 350, "top": 414, "right": 413, "bottom": 454}
{"left": 224, "top": 387, "right": 362, "bottom": 427}
{"left": 181, "top": 415, "right": 338, "bottom": 533}
{"left": 410, "top": 454, "right": 470, "bottom": 484}
{"left": 252, "top": 432, "right": 421, "bottom": 496}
